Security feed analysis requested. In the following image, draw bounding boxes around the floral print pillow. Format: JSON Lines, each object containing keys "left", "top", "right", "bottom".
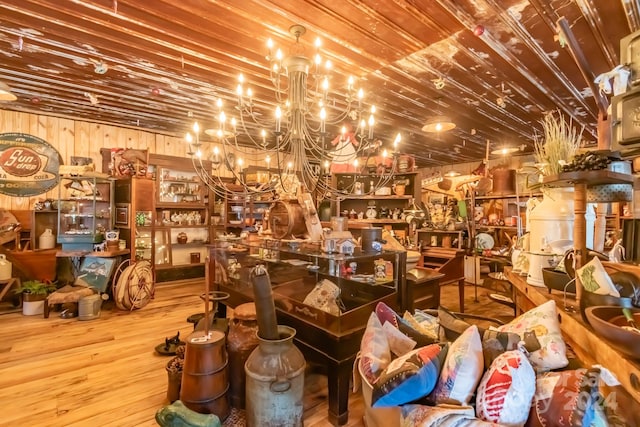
{"left": 498, "top": 300, "right": 568, "bottom": 372}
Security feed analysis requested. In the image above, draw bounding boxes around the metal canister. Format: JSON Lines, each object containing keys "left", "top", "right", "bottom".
{"left": 227, "top": 302, "right": 259, "bottom": 409}
{"left": 245, "top": 325, "right": 305, "bottom": 427}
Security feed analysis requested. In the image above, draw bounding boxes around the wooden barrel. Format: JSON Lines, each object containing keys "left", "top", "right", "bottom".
{"left": 268, "top": 200, "right": 307, "bottom": 239}
{"left": 180, "top": 330, "right": 230, "bottom": 421}
{"left": 491, "top": 169, "right": 516, "bottom": 195}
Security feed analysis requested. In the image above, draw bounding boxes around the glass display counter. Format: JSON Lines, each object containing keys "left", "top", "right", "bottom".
{"left": 209, "top": 238, "right": 405, "bottom": 425}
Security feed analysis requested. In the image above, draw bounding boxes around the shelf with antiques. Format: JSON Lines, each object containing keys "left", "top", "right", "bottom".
{"left": 114, "top": 177, "right": 155, "bottom": 264}
{"left": 208, "top": 238, "right": 406, "bottom": 425}
{"left": 32, "top": 207, "right": 59, "bottom": 251}
{"left": 331, "top": 172, "right": 422, "bottom": 245}
{"left": 223, "top": 187, "right": 275, "bottom": 232}
{"left": 415, "top": 229, "right": 464, "bottom": 250}
{"left": 154, "top": 165, "right": 213, "bottom": 281}
{"left": 57, "top": 175, "right": 115, "bottom": 252}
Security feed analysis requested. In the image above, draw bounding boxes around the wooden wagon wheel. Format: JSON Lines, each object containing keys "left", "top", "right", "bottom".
{"left": 112, "top": 259, "right": 132, "bottom": 310}
{"left": 126, "top": 260, "right": 154, "bottom": 310}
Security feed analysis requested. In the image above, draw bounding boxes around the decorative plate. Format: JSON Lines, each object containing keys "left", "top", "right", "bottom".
{"left": 475, "top": 232, "right": 495, "bottom": 250}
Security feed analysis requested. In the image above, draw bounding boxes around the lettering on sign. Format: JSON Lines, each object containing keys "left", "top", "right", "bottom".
{"left": 0, "top": 133, "right": 61, "bottom": 197}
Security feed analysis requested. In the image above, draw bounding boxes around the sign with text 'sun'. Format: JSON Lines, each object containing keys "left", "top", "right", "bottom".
{"left": 0, "top": 133, "right": 61, "bottom": 197}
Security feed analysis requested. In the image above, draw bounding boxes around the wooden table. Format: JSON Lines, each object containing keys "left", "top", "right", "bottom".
{"left": 507, "top": 268, "right": 640, "bottom": 410}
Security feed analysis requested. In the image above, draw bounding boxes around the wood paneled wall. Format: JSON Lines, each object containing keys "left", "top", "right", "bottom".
{"left": 0, "top": 109, "right": 264, "bottom": 210}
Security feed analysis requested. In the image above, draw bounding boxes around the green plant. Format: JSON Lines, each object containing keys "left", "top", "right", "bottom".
{"left": 534, "top": 110, "right": 583, "bottom": 176}
{"left": 13, "top": 280, "right": 56, "bottom": 296}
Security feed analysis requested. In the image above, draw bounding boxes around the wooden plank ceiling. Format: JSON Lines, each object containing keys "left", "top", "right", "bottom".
{"left": 0, "top": 0, "right": 638, "bottom": 167}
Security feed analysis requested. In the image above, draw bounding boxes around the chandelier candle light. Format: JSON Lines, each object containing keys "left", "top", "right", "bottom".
{"left": 186, "top": 24, "right": 402, "bottom": 200}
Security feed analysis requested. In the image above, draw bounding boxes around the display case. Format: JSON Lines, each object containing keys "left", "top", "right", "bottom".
{"left": 57, "top": 176, "right": 114, "bottom": 251}
{"left": 114, "top": 178, "right": 155, "bottom": 263}
{"left": 157, "top": 167, "right": 204, "bottom": 206}
{"left": 223, "top": 188, "right": 274, "bottom": 231}
{"left": 211, "top": 239, "right": 403, "bottom": 334}
{"left": 209, "top": 238, "right": 405, "bottom": 425}
{"left": 155, "top": 166, "right": 211, "bottom": 280}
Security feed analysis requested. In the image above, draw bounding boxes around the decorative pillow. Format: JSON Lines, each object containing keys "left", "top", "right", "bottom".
{"left": 401, "top": 404, "right": 498, "bottom": 426}
{"left": 403, "top": 310, "right": 439, "bottom": 340}
{"left": 382, "top": 320, "right": 417, "bottom": 356}
{"left": 437, "top": 306, "right": 472, "bottom": 341}
{"left": 303, "top": 279, "right": 341, "bottom": 315}
{"left": 376, "top": 302, "right": 438, "bottom": 349}
{"left": 497, "top": 300, "right": 568, "bottom": 371}
{"left": 431, "top": 325, "right": 483, "bottom": 405}
{"left": 372, "top": 343, "right": 448, "bottom": 407}
{"left": 526, "top": 367, "right": 602, "bottom": 427}
{"left": 576, "top": 256, "right": 619, "bottom": 297}
{"left": 476, "top": 349, "right": 536, "bottom": 426}
{"left": 437, "top": 307, "right": 535, "bottom": 369}
{"left": 412, "top": 309, "right": 441, "bottom": 337}
{"left": 482, "top": 328, "right": 541, "bottom": 370}
{"left": 359, "top": 312, "right": 391, "bottom": 385}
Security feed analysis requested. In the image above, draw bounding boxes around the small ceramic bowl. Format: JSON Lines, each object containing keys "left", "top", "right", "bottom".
{"left": 585, "top": 306, "right": 640, "bottom": 359}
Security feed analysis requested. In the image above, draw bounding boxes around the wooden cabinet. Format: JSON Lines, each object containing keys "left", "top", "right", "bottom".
{"left": 415, "top": 229, "right": 464, "bottom": 249}
{"left": 57, "top": 176, "right": 114, "bottom": 251}
{"left": 114, "top": 178, "right": 155, "bottom": 263}
{"left": 154, "top": 166, "right": 211, "bottom": 281}
{"left": 224, "top": 193, "right": 273, "bottom": 231}
{"left": 419, "top": 247, "right": 466, "bottom": 311}
{"left": 331, "top": 172, "right": 421, "bottom": 241}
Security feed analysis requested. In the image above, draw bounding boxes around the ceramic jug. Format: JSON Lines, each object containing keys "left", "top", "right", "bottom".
{"left": 39, "top": 228, "right": 55, "bottom": 250}
{"left": 0, "top": 254, "right": 11, "bottom": 281}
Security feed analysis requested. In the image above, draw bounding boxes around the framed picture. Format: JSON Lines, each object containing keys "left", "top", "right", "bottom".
{"left": 428, "top": 194, "right": 446, "bottom": 205}
{"left": 115, "top": 204, "right": 129, "bottom": 226}
{"left": 75, "top": 256, "right": 117, "bottom": 292}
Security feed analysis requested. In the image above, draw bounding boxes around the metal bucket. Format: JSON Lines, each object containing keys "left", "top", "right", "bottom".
{"left": 245, "top": 325, "right": 305, "bottom": 427}
{"left": 180, "top": 329, "right": 230, "bottom": 421}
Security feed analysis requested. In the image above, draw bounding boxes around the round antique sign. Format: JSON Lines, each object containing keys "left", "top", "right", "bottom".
{"left": 0, "top": 133, "right": 61, "bottom": 197}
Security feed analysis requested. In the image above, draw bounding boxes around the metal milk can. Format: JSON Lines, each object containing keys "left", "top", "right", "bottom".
{"left": 245, "top": 325, "right": 305, "bottom": 427}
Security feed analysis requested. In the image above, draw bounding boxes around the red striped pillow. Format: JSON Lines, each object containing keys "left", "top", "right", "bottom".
{"left": 476, "top": 349, "right": 535, "bottom": 425}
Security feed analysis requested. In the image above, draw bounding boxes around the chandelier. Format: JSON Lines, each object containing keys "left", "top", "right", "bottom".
{"left": 186, "top": 24, "right": 402, "bottom": 201}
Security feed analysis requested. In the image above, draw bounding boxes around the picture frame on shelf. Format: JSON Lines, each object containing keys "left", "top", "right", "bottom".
{"left": 115, "top": 204, "right": 129, "bottom": 227}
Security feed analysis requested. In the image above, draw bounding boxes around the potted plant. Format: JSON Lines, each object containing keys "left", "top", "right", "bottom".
{"left": 14, "top": 280, "right": 56, "bottom": 316}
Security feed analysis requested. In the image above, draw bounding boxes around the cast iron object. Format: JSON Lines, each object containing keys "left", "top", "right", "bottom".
{"left": 585, "top": 306, "right": 640, "bottom": 359}
{"left": 542, "top": 268, "right": 575, "bottom": 294}
{"left": 579, "top": 290, "right": 633, "bottom": 325}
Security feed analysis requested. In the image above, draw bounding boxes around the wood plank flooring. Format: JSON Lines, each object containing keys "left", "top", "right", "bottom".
{"left": 0, "top": 279, "right": 513, "bottom": 427}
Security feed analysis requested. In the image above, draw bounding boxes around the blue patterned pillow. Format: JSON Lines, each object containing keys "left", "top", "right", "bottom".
{"left": 372, "top": 343, "right": 448, "bottom": 407}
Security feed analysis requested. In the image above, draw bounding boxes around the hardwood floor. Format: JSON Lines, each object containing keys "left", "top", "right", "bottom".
{"left": 0, "top": 279, "right": 512, "bottom": 427}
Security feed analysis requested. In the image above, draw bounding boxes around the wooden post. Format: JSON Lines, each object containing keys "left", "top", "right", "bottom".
{"left": 574, "top": 183, "right": 588, "bottom": 303}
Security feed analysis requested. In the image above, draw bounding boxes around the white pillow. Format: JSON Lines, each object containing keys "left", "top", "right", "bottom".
{"left": 431, "top": 325, "right": 483, "bottom": 405}
{"left": 476, "top": 349, "right": 536, "bottom": 425}
{"left": 576, "top": 256, "right": 619, "bottom": 297}
{"left": 497, "top": 300, "right": 568, "bottom": 371}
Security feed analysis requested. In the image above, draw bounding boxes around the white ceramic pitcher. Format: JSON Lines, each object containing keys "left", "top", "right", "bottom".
{"left": 0, "top": 254, "right": 12, "bottom": 281}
